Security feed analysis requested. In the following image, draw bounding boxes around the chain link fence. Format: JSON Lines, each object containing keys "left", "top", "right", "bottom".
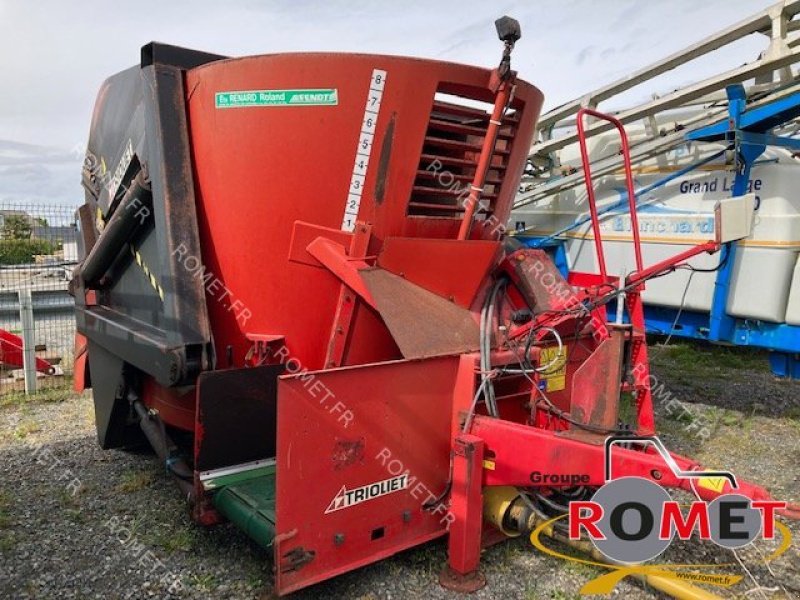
{"left": 0, "top": 203, "right": 79, "bottom": 396}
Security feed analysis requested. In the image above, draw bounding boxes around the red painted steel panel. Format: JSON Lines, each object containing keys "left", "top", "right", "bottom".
{"left": 274, "top": 356, "right": 460, "bottom": 595}
{"left": 183, "top": 54, "right": 542, "bottom": 373}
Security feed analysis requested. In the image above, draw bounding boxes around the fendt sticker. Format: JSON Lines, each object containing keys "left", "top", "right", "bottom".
{"left": 325, "top": 474, "right": 408, "bottom": 514}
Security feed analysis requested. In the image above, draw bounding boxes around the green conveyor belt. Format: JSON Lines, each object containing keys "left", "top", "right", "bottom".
{"left": 212, "top": 466, "right": 276, "bottom": 549}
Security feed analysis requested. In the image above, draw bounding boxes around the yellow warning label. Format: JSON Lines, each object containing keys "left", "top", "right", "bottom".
{"left": 697, "top": 476, "right": 727, "bottom": 494}
{"left": 540, "top": 345, "right": 568, "bottom": 392}
{"left": 482, "top": 460, "right": 496, "bottom": 471}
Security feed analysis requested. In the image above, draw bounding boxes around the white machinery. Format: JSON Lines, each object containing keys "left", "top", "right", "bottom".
{"left": 512, "top": 0, "right": 800, "bottom": 377}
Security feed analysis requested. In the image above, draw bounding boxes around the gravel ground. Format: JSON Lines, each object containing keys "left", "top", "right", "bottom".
{"left": 0, "top": 342, "right": 798, "bottom": 600}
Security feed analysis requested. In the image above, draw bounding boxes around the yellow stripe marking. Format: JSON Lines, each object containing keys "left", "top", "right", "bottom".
{"left": 129, "top": 246, "right": 165, "bottom": 302}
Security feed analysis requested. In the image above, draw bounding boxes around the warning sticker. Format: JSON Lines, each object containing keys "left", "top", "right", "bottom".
{"left": 697, "top": 476, "right": 727, "bottom": 494}
{"left": 539, "top": 346, "right": 568, "bottom": 392}
{"left": 215, "top": 89, "right": 338, "bottom": 108}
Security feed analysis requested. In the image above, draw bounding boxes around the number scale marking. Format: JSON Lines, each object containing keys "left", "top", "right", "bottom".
{"left": 341, "top": 69, "right": 387, "bottom": 232}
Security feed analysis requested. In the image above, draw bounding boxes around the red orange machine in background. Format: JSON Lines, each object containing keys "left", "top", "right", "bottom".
{"left": 71, "top": 17, "right": 798, "bottom": 596}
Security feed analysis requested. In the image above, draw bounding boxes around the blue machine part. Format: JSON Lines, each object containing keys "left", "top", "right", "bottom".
{"left": 515, "top": 84, "right": 800, "bottom": 379}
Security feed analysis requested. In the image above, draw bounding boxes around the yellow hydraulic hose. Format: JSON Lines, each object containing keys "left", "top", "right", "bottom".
{"left": 483, "top": 486, "right": 725, "bottom": 600}
{"left": 550, "top": 532, "right": 725, "bottom": 600}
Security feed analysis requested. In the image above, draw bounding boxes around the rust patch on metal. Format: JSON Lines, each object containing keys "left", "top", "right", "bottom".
{"left": 561, "top": 328, "right": 626, "bottom": 444}
{"left": 280, "top": 547, "right": 316, "bottom": 573}
{"left": 332, "top": 438, "right": 365, "bottom": 470}
{"left": 374, "top": 113, "right": 395, "bottom": 204}
{"left": 439, "top": 566, "right": 486, "bottom": 593}
{"left": 512, "top": 248, "right": 572, "bottom": 313}
{"left": 361, "top": 267, "right": 479, "bottom": 359}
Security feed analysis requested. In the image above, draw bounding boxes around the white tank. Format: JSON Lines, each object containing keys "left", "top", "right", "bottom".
{"left": 513, "top": 133, "right": 800, "bottom": 324}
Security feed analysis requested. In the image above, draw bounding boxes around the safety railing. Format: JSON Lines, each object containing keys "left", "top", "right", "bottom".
{"left": 575, "top": 107, "right": 644, "bottom": 280}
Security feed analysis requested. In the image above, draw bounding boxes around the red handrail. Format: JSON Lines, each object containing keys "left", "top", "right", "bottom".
{"left": 576, "top": 108, "right": 644, "bottom": 279}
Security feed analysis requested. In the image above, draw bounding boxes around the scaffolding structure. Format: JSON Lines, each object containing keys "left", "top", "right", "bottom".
{"left": 513, "top": 0, "right": 800, "bottom": 378}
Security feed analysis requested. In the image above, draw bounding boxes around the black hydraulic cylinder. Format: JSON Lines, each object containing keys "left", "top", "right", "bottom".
{"left": 80, "top": 171, "right": 152, "bottom": 286}
{"left": 132, "top": 398, "right": 195, "bottom": 500}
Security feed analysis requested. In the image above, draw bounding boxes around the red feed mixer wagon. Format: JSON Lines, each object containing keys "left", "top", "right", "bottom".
{"left": 71, "top": 18, "right": 799, "bottom": 596}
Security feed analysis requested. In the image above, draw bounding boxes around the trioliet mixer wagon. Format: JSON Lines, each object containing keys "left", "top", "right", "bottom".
{"left": 71, "top": 18, "right": 798, "bottom": 597}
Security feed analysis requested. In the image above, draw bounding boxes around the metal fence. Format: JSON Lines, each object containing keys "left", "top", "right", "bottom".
{"left": 0, "top": 203, "right": 79, "bottom": 395}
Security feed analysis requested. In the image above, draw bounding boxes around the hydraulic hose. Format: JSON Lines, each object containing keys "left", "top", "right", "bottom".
{"left": 484, "top": 487, "right": 725, "bottom": 600}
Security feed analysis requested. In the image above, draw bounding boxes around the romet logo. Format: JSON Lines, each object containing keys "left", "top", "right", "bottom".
{"left": 325, "top": 475, "right": 408, "bottom": 514}
{"left": 530, "top": 435, "right": 792, "bottom": 595}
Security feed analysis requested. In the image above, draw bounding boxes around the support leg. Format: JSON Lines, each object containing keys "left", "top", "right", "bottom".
{"left": 769, "top": 351, "right": 800, "bottom": 379}
{"left": 440, "top": 434, "right": 486, "bottom": 593}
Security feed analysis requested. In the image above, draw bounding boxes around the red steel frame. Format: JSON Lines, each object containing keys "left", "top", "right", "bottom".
{"left": 440, "top": 108, "right": 799, "bottom": 585}
{"left": 0, "top": 328, "right": 54, "bottom": 374}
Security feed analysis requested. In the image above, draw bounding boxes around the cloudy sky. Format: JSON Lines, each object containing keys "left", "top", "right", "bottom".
{"left": 0, "top": 0, "right": 773, "bottom": 206}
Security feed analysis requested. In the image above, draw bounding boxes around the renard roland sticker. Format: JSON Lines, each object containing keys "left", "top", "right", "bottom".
{"left": 215, "top": 89, "right": 338, "bottom": 108}
{"left": 325, "top": 475, "right": 408, "bottom": 514}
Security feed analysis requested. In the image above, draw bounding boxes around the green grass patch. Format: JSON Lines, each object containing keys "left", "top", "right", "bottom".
{"left": 549, "top": 540, "right": 600, "bottom": 578}
{"left": 400, "top": 541, "right": 441, "bottom": 578}
{"left": 245, "top": 572, "right": 264, "bottom": 590}
{"left": 0, "top": 491, "right": 18, "bottom": 554}
{"left": 114, "top": 470, "right": 154, "bottom": 494}
{"left": 0, "top": 532, "right": 16, "bottom": 553}
{"left": 720, "top": 410, "right": 740, "bottom": 427}
{"left": 0, "top": 384, "right": 78, "bottom": 408}
{"left": 189, "top": 573, "right": 217, "bottom": 592}
{"left": 650, "top": 342, "right": 769, "bottom": 375}
{"left": 58, "top": 486, "right": 83, "bottom": 508}
{"left": 144, "top": 522, "right": 195, "bottom": 554}
{"left": 0, "top": 491, "right": 12, "bottom": 529}
{"left": 785, "top": 404, "right": 800, "bottom": 421}
{"left": 161, "top": 527, "right": 194, "bottom": 554}
{"left": 13, "top": 420, "right": 41, "bottom": 439}
{"left": 524, "top": 583, "right": 540, "bottom": 599}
